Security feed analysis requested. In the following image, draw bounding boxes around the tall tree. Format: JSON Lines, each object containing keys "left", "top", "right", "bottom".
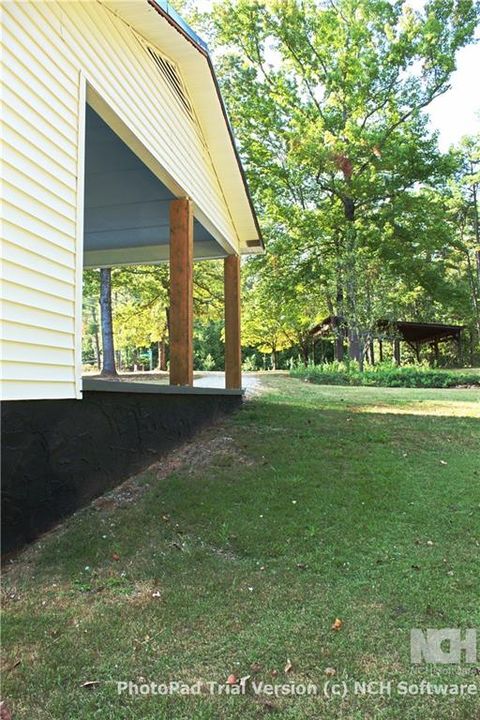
{"left": 209, "top": 0, "right": 478, "bottom": 364}
{"left": 449, "top": 134, "right": 480, "bottom": 337}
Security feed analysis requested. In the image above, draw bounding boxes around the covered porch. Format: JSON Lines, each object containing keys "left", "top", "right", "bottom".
{"left": 83, "top": 104, "right": 243, "bottom": 391}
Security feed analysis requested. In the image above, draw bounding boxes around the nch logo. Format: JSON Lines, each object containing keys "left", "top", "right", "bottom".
{"left": 410, "top": 629, "right": 477, "bottom": 664}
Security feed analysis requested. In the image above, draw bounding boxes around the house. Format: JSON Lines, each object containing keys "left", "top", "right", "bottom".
{"left": 0, "top": 0, "right": 262, "bottom": 550}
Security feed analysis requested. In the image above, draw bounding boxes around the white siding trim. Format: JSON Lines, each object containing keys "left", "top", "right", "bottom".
{"left": 74, "top": 73, "right": 86, "bottom": 399}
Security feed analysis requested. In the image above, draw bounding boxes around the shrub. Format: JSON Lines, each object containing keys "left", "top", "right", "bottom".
{"left": 201, "top": 353, "right": 216, "bottom": 371}
{"left": 242, "top": 354, "right": 259, "bottom": 371}
{"left": 290, "top": 362, "right": 480, "bottom": 389}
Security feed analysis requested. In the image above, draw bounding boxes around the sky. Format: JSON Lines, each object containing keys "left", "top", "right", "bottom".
{"left": 194, "top": 0, "right": 479, "bottom": 152}
{"left": 426, "top": 42, "right": 479, "bottom": 151}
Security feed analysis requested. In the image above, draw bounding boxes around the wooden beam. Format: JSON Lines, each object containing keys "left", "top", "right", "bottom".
{"left": 169, "top": 198, "right": 193, "bottom": 386}
{"left": 224, "top": 254, "right": 241, "bottom": 389}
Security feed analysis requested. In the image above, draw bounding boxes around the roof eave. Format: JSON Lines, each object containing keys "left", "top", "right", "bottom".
{"left": 147, "top": 0, "right": 264, "bottom": 252}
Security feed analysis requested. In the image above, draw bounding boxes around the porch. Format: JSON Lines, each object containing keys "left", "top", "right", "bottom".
{"left": 83, "top": 102, "right": 243, "bottom": 391}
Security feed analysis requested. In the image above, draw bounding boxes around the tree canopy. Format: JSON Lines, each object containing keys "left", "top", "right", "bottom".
{"left": 83, "top": 0, "right": 480, "bottom": 371}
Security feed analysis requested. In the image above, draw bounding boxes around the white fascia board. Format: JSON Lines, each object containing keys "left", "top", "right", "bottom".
{"left": 102, "top": 0, "right": 263, "bottom": 255}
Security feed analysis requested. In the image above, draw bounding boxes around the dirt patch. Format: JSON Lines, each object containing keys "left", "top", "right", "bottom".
{"left": 92, "top": 424, "right": 254, "bottom": 513}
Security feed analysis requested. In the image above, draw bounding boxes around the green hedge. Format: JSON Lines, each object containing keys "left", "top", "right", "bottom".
{"left": 290, "top": 362, "right": 480, "bottom": 388}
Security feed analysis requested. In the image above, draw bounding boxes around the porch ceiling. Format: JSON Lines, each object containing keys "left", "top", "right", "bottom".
{"left": 83, "top": 106, "right": 227, "bottom": 267}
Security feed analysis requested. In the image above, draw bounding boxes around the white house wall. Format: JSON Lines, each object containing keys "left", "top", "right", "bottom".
{"left": 0, "top": 0, "right": 240, "bottom": 401}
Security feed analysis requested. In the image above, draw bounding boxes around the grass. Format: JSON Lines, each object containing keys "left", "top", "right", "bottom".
{"left": 290, "top": 362, "right": 480, "bottom": 388}
{"left": 2, "top": 376, "right": 480, "bottom": 719}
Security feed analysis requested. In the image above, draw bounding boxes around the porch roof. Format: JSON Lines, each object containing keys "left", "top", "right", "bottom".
{"left": 83, "top": 107, "right": 227, "bottom": 266}
{"left": 102, "top": 0, "right": 263, "bottom": 255}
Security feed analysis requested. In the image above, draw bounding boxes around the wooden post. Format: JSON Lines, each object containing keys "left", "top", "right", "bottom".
{"left": 393, "top": 339, "right": 401, "bottom": 365}
{"left": 224, "top": 254, "right": 241, "bottom": 389}
{"left": 378, "top": 339, "right": 383, "bottom": 363}
{"left": 169, "top": 198, "right": 193, "bottom": 386}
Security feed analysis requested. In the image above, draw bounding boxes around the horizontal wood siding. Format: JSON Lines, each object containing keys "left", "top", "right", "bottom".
{"left": 1, "top": 0, "right": 238, "bottom": 401}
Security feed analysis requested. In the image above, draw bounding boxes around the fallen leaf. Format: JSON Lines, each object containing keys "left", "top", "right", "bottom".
{"left": 80, "top": 680, "right": 101, "bottom": 689}
{"left": 331, "top": 618, "right": 343, "bottom": 631}
{"left": 440, "top": 460, "right": 447, "bottom": 465}
{"left": 111, "top": 553, "right": 120, "bottom": 561}
{"left": 250, "top": 662, "right": 262, "bottom": 673}
{"left": 226, "top": 674, "right": 238, "bottom": 685}
{"left": 324, "top": 667, "right": 336, "bottom": 677}
{"left": 284, "top": 658, "right": 293, "bottom": 673}
{"left": 271, "top": 669, "right": 278, "bottom": 678}
{"left": 0, "top": 701, "right": 12, "bottom": 720}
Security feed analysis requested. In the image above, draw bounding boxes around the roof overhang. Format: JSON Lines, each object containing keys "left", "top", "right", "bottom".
{"left": 310, "top": 316, "right": 464, "bottom": 344}
{"left": 102, "top": 0, "right": 263, "bottom": 255}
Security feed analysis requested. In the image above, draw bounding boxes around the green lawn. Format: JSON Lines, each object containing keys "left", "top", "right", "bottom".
{"left": 2, "top": 377, "right": 480, "bottom": 719}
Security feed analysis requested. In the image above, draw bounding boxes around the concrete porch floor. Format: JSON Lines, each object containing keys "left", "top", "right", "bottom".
{"left": 83, "top": 371, "right": 262, "bottom": 394}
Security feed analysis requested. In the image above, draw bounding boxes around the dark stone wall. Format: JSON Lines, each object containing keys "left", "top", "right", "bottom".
{"left": 1, "top": 389, "right": 242, "bottom": 553}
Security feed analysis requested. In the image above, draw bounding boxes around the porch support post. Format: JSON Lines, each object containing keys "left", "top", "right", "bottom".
{"left": 224, "top": 254, "right": 241, "bottom": 389}
{"left": 169, "top": 198, "right": 193, "bottom": 386}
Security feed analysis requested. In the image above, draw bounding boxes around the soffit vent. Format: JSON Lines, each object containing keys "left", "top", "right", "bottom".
{"left": 147, "top": 47, "right": 194, "bottom": 120}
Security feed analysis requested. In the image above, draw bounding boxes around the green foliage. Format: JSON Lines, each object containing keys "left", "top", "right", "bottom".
{"left": 194, "top": 319, "right": 224, "bottom": 370}
{"left": 291, "top": 361, "right": 480, "bottom": 387}
{"left": 207, "top": 0, "right": 479, "bottom": 362}
{"left": 83, "top": 262, "right": 225, "bottom": 370}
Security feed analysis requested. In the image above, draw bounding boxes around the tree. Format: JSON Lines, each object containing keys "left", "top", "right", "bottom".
{"left": 83, "top": 270, "right": 101, "bottom": 369}
{"left": 83, "top": 259, "right": 226, "bottom": 372}
{"left": 448, "top": 134, "right": 480, "bottom": 341}
{"left": 209, "top": 0, "right": 478, "bottom": 365}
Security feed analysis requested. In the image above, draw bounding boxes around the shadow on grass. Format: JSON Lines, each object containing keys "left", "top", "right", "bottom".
{"left": 2, "top": 392, "right": 479, "bottom": 720}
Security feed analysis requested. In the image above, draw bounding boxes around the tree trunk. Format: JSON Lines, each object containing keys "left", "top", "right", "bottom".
{"left": 157, "top": 337, "right": 167, "bottom": 371}
{"left": 91, "top": 304, "right": 101, "bottom": 370}
{"left": 393, "top": 339, "right": 401, "bottom": 366}
{"left": 471, "top": 163, "right": 480, "bottom": 291}
{"left": 271, "top": 349, "right": 277, "bottom": 370}
{"left": 332, "top": 314, "right": 345, "bottom": 361}
{"left": 334, "top": 337, "right": 344, "bottom": 361}
{"left": 300, "top": 340, "right": 309, "bottom": 367}
{"left": 99, "top": 267, "right": 117, "bottom": 377}
{"left": 342, "top": 197, "right": 363, "bottom": 368}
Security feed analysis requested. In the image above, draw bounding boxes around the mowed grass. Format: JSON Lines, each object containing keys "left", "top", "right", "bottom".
{"left": 2, "top": 377, "right": 479, "bottom": 719}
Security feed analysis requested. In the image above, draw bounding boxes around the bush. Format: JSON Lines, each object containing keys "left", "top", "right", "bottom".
{"left": 242, "top": 354, "right": 259, "bottom": 371}
{"left": 200, "top": 353, "right": 216, "bottom": 371}
{"left": 290, "top": 362, "right": 480, "bottom": 389}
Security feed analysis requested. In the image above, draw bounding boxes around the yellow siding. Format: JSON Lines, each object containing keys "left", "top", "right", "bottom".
{"left": 0, "top": 0, "right": 239, "bottom": 401}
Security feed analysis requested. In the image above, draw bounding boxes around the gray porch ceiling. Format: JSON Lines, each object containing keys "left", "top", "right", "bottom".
{"left": 83, "top": 106, "right": 227, "bottom": 267}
